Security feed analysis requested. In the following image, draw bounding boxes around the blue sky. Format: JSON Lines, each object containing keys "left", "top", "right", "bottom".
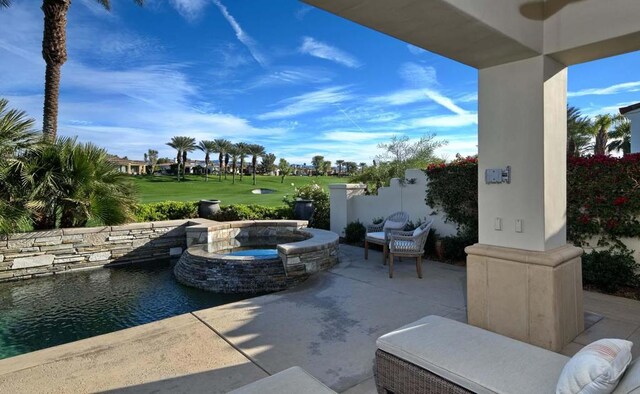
{"left": 0, "top": 0, "right": 639, "bottom": 165}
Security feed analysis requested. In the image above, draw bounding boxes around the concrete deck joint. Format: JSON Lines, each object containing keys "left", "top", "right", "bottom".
{"left": 189, "top": 312, "right": 272, "bottom": 376}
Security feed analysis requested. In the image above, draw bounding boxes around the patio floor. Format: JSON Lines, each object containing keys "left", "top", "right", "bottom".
{"left": 0, "top": 244, "right": 638, "bottom": 393}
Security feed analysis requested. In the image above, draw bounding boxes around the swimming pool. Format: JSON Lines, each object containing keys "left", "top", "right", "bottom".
{"left": 0, "top": 261, "right": 254, "bottom": 360}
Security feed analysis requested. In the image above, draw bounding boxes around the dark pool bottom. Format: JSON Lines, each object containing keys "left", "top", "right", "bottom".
{"left": 0, "top": 261, "right": 258, "bottom": 360}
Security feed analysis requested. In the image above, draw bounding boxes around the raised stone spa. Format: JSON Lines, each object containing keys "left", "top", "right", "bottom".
{"left": 175, "top": 220, "right": 339, "bottom": 293}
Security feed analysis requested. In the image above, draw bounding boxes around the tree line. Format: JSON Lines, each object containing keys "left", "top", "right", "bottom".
{"left": 567, "top": 106, "right": 631, "bottom": 157}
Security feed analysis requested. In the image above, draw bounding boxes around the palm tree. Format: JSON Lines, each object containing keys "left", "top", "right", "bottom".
{"left": 246, "top": 144, "right": 265, "bottom": 185}
{"left": 227, "top": 144, "right": 240, "bottom": 184}
{"left": 0, "top": 98, "right": 40, "bottom": 234}
{"left": 212, "top": 139, "right": 231, "bottom": 182}
{"left": 593, "top": 114, "right": 613, "bottom": 156}
{"left": 567, "top": 106, "right": 592, "bottom": 157}
{"left": 197, "top": 140, "right": 217, "bottom": 181}
{"left": 335, "top": 159, "right": 344, "bottom": 176}
{"left": 607, "top": 114, "right": 631, "bottom": 155}
{"left": 236, "top": 142, "right": 249, "bottom": 181}
{"left": 17, "top": 137, "right": 136, "bottom": 229}
{"left": 0, "top": 1, "right": 144, "bottom": 141}
{"left": 166, "top": 136, "right": 195, "bottom": 181}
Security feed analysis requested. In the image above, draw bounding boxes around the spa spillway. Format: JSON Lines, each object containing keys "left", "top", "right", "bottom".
{"left": 174, "top": 220, "right": 339, "bottom": 293}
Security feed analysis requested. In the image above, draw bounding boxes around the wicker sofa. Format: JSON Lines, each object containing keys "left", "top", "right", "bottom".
{"left": 374, "top": 315, "right": 640, "bottom": 394}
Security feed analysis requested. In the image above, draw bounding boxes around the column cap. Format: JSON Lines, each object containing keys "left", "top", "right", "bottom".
{"left": 328, "top": 183, "right": 367, "bottom": 190}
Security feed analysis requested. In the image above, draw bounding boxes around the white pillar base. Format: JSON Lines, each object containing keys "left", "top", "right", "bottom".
{"left": 466, "top": 243, "right": 584, "bottom": 351}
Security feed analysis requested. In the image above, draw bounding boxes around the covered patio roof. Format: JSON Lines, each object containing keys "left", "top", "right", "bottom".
{"left": 303, "top": 0, "right": 640, "bottom": 68}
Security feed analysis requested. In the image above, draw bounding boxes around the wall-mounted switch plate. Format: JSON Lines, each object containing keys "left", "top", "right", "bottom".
{"left": 515, "top": 219, "right": 523, "bottom": 233}
{"left": 494, "top": 218, "right": 502, "bottom": 231}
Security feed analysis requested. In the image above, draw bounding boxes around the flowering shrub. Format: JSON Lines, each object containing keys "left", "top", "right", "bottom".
{"left": 426, "top": 154, "right": 640, "bottom": 249}
{"left": 425, "top": 155, "right": 478, "bottom": 238}
{"left": 567, "top": 153, "right": 640, "bottom": 246}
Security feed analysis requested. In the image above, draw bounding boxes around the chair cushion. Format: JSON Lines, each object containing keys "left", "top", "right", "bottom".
{"left": 366, "top": 232, "right": 385, "bottom": 241}
{"left": 377, "top": 315, "right": 569, "bottom": 394}
{"left": 557, "top": 339, "right": 633, "bottom": 394}
{"left": 229, "top": 366, "right": 337, "bottom": 394}
{"left": 614, "top": 359, "right": 640, "bottom": 394}
{"left": 383, "top": 220, "right": 405, "bottom": 230}
{"left": 413, "top": 226, "right": 425, "bottom": 237}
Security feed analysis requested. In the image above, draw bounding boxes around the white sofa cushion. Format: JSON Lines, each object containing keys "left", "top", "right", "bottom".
{"left": 229, "top": 366, "right": 336, "bottom": 394}
{"left": 557, "top": 338, "right": 633, "bottom": 394}
{"left": 377, "top": 315, "right": 569, "bottom": 394}
{"left": 614, "top": 359, "right": 640, "bottom": 394}
{"left": 366, "top": 231, "right": 385, "bottom": 241}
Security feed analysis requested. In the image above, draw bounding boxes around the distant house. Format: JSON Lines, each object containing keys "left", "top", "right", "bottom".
{"left": 107, "top": 155, "right": 147, "bottom": 175}
{"left": 157, "top": 160, "right": 220, "bottom": 175}
{"left": 620, "top": 102, "right": 640, "bottom": 154}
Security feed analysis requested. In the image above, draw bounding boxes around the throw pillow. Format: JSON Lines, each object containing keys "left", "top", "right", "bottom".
{"left": 383, "top": 220, "right": 404, "bottom": 230}
{"left": 556, "top": 338, "right": 633, "bottom": 394}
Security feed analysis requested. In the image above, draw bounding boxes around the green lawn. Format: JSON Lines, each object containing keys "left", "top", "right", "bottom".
{"left": 131, "top": 174, "right": 348, "bottom": 206}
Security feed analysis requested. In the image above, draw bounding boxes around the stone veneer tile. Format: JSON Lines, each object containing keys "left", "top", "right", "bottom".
{"left": 151, "top": 220, "right": 190, "bottom": 228}
{"left": 63, "top": 226, "right": 110, "bottom": 235}
{"left": 110, "top": 222, "right": 153, "bottom": 231}
{"left": 8, "top": 230, "right": 63, "bottom": 240}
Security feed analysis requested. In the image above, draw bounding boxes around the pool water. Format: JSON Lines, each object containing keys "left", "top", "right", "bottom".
{"left": 0, "top": 261, "right": 254, "bottom": 360}
{"left": 226, "top": 248, "right": 278, "bottom": 257}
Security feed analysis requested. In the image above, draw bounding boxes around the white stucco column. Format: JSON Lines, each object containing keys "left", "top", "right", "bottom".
{"left": 478, "top": 55, "right": 567, "bottom": 251}
{"left": 467, "top": 55, "right": 583, "bottom": 351}
{"left": 625, "top": 109, "right": 640, "bottom": 153}
{"left": 329, "top": 184, "right": 367, "bottom": 237}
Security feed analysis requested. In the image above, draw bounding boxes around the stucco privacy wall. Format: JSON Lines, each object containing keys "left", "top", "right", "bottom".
{"left": 329, "top": 169, "right": 457, "bottom": 237}
{"left": 0, "top": 219, "right": 195, "bottom": 282}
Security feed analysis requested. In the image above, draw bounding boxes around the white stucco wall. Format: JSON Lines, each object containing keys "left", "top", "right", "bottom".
{"left": 329, "top": 169, "right": 458, "bottom": 237}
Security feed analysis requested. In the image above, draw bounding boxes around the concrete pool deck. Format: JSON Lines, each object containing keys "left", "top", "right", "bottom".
{"left": 1, "top": 244, "right": 639, "bottom": 393}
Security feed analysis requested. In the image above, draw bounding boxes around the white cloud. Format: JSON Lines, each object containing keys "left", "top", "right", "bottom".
{"left": 169, "top": 0, "right": 209, "bottom": 20}
{"left": 295, "top": 6, "right": 313, "bottom": 20}
{"left": 568, "top": 81, "right": 640, "bottom": 97}
{"left": 257, "top": 86, "right": 354, "bottom": 120}
{"left": 213, "top": 0, "right": 268, "bottom": 67}
{"left": 368, "top": 89, "right": 426, "bottom": 106}
{"left": 409, "top": 113, "right": 478, "bottom": 128}
{"left": 399, "top": 62, "right": 437, "bottom": 86}
{"left": 407, "top": 44, "right": 425, "bottom": 55}
{"left": 423, "top": 89, "right": 468, "bottom": 115}
{"left": 323, "top": 131, "right": 397, "bottom": 142}
{"left": 247, "top": 67, "right": 333, "bottom": 89}
{"left": 456, "top": 92, "right": 478, "bottom": 103}
{"left": 299, "top": 37, "right": 361, "bottom": 68}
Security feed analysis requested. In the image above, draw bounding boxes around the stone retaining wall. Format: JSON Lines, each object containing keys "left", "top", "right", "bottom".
{"left": 175, "top": 220, "right": 340, "bottom": 293}
{"left": 174, "top": 252, "right": 308, "bottom": 293}
{"left": 0, "top": 220, "right": 194, "bottom": 282}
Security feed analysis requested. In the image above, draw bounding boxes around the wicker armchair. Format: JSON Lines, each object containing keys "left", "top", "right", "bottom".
{"left": 364, "top": 211, "right": 410, "bottom": 264}
{"left": 387, "top": 220, "right": 433, "bottom": 278}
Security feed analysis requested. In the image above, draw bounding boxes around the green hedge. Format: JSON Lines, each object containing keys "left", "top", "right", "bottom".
{"left": 210, "top": 204, "right": 293, "bottom": 221}
{"left": 582, "top": 247, "right": 639, "bottom": 293}
{"left": 134, "top": 201, "right": 198, "bottom": 222}
{"left": 134, "top": 201, "right": 294, "bottom": 222}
